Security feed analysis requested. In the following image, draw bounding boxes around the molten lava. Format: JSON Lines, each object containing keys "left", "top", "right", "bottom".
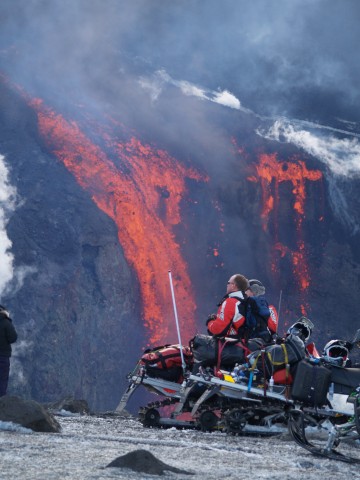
{"left": 25, "top": 96, "right": 206, "bottom": 345}
{"left": 248, "top": 152, "right": 322, "bottom": 307}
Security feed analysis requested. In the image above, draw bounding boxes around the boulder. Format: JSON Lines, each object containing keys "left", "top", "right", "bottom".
{"left": 106, "top": 449, "right": 192, "bottom": 475}
{"left": 0, "top": 396, "right": 61, "bottom": 432}
{"left": 45, "top": 395, "right": 91, "bottom": 415}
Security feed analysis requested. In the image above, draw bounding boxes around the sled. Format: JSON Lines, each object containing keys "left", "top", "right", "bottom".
{"left": 116, "top": 329, "right": 360, "bottom": 463}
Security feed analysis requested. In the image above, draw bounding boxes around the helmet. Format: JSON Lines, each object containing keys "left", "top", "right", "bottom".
{"left": 323, "top": 339, "right": 349, "bottom": 367}
{"left": 287, "top": 316, "right": 314, "bottom": 342}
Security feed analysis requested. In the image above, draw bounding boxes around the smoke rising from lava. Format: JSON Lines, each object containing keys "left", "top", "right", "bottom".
{"left": 259, "top": 120, "right": 360, "bottom": 177}
{"left": 0, "top": 155, "right": 16, "bottom": 295}
{"left": 0, "top": 154, "right": 36, "bottom": 297}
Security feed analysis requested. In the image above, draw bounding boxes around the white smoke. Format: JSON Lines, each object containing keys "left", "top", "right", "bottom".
{"left": 0, "top": 154, "right": 35, "bottom": 296}
{"left": 257, "top": 119, "right": 360, "bottom": 177}
{"left": 140, "top": 70, "right": 248, "bottom": 112}
{"left": 0, "top": 154, "right": 17, "bottom": 296}
{"left": 11, "top": 339, "right": 34, "bottom": 388}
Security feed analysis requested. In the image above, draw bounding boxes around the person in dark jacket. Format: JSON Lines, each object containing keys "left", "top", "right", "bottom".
{"left": 0, "top": 305, "right": 17, "bottom": 396}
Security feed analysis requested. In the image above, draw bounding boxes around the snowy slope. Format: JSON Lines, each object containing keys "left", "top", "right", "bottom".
{"left": 0, "top": 413, "right": 359, "bottom": 479}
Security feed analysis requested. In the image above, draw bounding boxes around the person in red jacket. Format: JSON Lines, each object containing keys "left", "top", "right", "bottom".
{"left": 206, "top": 274, "right": 249, "bottom": 337}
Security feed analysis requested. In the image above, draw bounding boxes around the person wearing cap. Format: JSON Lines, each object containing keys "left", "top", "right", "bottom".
{"left": 241, "top": 279, "right": 278, "bottom": 343}
{"left": 206, "top": 274, "right": 249, "bottom": 337}
{"left": 0, "top": 306, "right": 18, "bottom": 396}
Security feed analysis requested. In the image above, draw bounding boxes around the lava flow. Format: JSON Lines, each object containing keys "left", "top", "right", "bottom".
{"left": 26, "top": 96, "right": 206, "bottom": 345}
{"left": 248, "top": 152, "right": 323, "bottom": 305}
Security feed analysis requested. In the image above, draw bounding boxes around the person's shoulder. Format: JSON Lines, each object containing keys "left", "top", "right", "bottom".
{"left": 252, "top": 294, "right": 268, "bottom": 302}
{"left": 228, "top": 295, "right": 243, "bottom": 302}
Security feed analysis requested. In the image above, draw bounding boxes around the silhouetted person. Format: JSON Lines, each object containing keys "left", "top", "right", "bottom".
{"left": 0, "top": 305, "right": 17, "bottom": 396}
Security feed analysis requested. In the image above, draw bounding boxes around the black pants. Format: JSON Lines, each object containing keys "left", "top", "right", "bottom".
{"left": 0, "top": 355, "right": 10, "bottom": 396}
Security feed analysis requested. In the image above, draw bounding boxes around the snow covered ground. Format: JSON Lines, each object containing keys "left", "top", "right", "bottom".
{"left": 0, "top": 412, "right": 359, "bottom": 480}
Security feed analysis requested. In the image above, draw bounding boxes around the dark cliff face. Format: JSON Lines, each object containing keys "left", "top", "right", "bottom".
{"left": 0, "top": 83, "right": 146, "bottom": 410}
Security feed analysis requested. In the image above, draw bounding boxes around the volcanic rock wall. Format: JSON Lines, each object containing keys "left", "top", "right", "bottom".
{"left": 1, "top": 82, "right": 145, "bottom": 410}
{"left": 1, "top": 75, "right": 360, "bottom": 411}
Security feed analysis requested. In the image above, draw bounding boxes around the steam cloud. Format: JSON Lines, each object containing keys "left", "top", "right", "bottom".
{"left": 0, "top": 155, "right": 35, "bottom": 296}
{"left": 258, "top": 120, "right": 360, "bottom": 177}
{"left": 2, "top": 0, "right": 359, "bottom": 122}
{"left": 145, "top": 70, "right": 244, "bottom": 111}
{"left": 0, "top": 154, "right": 16, "bottom": 296}
{"left": 11, "top": 339, "right": 34, "bottom": 388}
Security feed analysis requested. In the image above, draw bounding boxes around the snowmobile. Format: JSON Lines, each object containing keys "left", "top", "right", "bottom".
{"left": 116, "top": 327, "right": 360, "bottom": 463}
{"left": 116, "top": 317, "right": 313, "bottom": 431}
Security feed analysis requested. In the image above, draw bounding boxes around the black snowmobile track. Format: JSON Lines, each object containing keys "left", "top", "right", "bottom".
{"left": 138, "top": 399, "right": 285, "bottom": 437}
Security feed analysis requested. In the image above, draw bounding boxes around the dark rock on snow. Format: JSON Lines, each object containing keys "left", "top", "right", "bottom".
{"left": 106, "top": 449, "right": 193, "bottom": 475}
{"left": 0, "top": 395, "right": 61, "bottom": 433}
{"left": 44, "top": 395, "right": 91, "bottom": 415}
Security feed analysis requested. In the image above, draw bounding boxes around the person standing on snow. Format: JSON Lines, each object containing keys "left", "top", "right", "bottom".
{"left": 0, "top": 305, "right": 18, "bottom": 396}
{"left": 206, "top": 274, "right": 249, "bottom": 338}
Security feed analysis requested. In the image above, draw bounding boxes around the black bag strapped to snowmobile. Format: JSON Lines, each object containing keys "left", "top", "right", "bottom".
{"left": 248, "top": 334, "right": 306, "bottom": 379}
{"left": 190, "top": 334, "right": 248, "bottom": 371}
{"left": 140, "top": 344, "right": 193, "bottom": 382}
{"left": 291, "top": 359, "right": 332, "bottom": 407}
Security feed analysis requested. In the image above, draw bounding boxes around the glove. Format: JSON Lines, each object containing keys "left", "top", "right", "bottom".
{"left": 206, "top": 314, "right": 216, "bottom": 326}
{"left": 275, "top": 335, "right": 284, "bottom": 345}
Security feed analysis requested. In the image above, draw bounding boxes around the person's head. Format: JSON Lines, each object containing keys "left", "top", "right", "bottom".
{"left": 246, "top": 279, "right": 265, "bottom": 297}
{"left": 227, "top": 274, "right": 249, "bottom": 294}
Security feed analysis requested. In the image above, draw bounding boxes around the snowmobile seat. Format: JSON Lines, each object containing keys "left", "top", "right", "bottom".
{"left": 330, "top": 366, "right": 360, "bottom": 395}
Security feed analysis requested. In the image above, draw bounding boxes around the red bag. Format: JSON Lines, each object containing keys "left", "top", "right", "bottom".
{"left": 140, "top": 344, "right": 193, "bottom": 370}
{"left": 273, "top": 368, "right": 293, "bottom": 385}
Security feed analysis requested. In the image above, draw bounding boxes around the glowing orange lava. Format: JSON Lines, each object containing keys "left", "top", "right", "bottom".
{"left": 26, "top": 96, "right": 206, "bottom": 345}
{"left": 249, "top": 152, "right": 322, "bottom": 299}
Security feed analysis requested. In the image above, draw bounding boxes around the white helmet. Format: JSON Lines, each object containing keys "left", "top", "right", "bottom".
{"left": 323, "top": 339, "right": 349, "bottom": 367}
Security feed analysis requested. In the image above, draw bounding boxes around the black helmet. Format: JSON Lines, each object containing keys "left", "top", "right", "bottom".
{"left": 287, "top": 316, "right": 314, "bottom": 342}
{"left": 323, "top": 339, "right": 349, "bottom": 367}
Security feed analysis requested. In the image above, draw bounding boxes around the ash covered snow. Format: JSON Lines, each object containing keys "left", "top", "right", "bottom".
{"left": 0, "top": 413, "right": 359, "bottom": 479}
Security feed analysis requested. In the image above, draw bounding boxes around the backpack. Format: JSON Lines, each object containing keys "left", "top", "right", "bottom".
{"left": 241, "top": 295, "right": 277, "bottom": 341}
